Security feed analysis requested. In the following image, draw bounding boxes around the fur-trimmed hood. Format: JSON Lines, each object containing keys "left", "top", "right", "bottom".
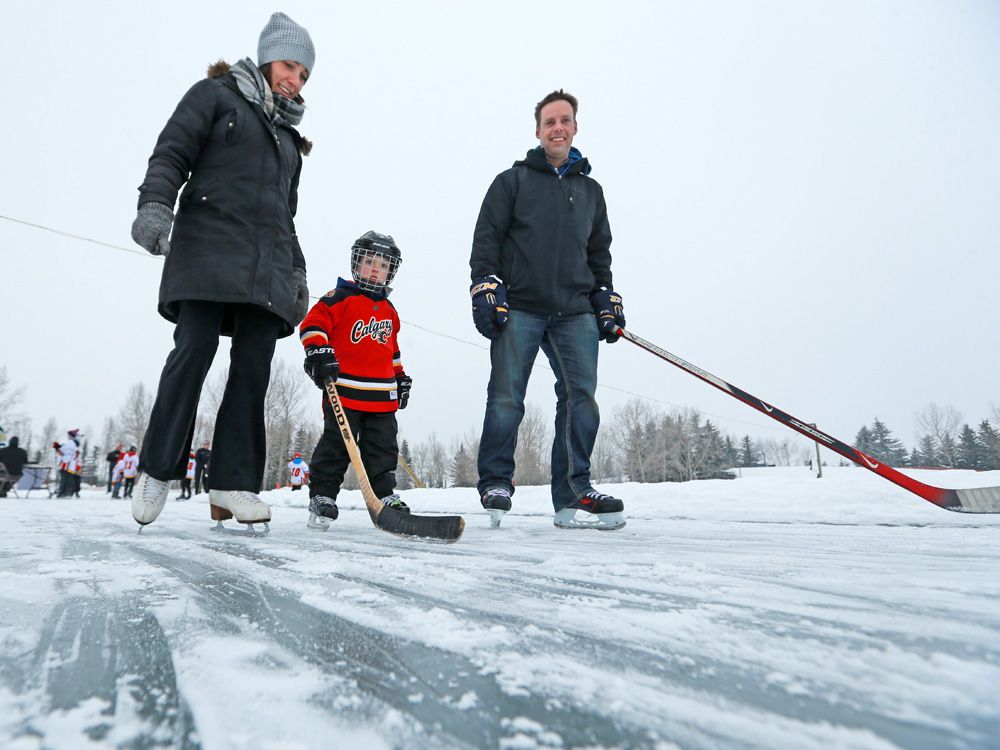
{"left": 207, "top": 60, "right": 312, "bottom": 156}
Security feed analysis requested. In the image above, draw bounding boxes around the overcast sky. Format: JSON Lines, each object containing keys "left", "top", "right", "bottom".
{"left": 2, "top": 0, "right": 998, "bottom": 458}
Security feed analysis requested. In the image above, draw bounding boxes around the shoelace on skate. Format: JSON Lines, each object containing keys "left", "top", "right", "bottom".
{"left": 140, "top": 477, "right": 165, "bottom": 504}
{"left": 232, "top": 491, "right": 263, "bottom": 505}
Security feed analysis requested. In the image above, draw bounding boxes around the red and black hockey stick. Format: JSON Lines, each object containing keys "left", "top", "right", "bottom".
{"left": 323, "top": 377, "right": 465, "bottom": 541}
{"left": 616, "top": 327, "right": 1000, "bottom": 513}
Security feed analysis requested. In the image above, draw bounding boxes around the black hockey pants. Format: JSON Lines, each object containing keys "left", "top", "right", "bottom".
{"left": 310, "top": 402, "right": 398, "bottom": 501}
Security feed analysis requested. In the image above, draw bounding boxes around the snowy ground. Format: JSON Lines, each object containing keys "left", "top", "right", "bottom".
{"left": 1, "top": 467, "right": 998, "bottom": 750}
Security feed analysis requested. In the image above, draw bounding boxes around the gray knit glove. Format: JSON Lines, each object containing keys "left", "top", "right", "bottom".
{"left": 131, "top": 202, "right": 173, "bottom": 257}
{"left": 293, "top": 267, "right": 309, "bottom": 324}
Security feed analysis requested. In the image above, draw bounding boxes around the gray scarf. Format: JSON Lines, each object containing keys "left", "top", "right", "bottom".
{"left": 230, "top": 57, "right": 305, "bottom": 128}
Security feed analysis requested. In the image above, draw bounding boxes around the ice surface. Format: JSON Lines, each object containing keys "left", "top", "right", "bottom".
{"left": 0, "top": 467, "right": 997, "bottom": 749}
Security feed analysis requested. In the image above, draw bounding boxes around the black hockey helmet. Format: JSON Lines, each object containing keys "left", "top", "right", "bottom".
{"left": 351, "top": 230, "right": 401, "bottom": 294}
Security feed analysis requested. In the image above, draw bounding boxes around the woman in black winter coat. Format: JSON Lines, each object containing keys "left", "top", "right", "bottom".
{"left": 129, "top": 12, "right": 315, "bottom": 532}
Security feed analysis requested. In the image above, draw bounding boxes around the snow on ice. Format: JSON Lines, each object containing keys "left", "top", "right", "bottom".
{"left": 0, "top": 466, "right": 998, "bottom": 749}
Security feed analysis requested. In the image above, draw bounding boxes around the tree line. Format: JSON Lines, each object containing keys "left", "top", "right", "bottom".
{"left": 5, "top": 365, "right": 1000, "bottom": 490}
{"left": 854, "top": 403, "right": 1000, "bottom": 470}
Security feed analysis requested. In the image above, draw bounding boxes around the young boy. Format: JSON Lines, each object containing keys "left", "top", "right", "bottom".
{"left": 122, "top": 447, "right": 139, "bottom": 499}
{"left": 288, "top": 452, "right": 309, "bottom": 490}
{"left": 299, "top": 231, "right": 413, "bottom": 531}
{"left": 111, "top": 454, "right": 126, "bottom": 499}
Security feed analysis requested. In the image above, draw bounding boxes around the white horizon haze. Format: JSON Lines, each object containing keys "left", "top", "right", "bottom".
{"left": 2, "top": 1, "right": 998, "bottom": 459}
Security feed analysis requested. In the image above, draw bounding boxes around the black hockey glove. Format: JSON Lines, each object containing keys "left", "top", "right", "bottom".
{"left": 470, "top": 275, "right": 509, "bottom": 340}
{"left": 396, "top": 373, "right": 413, "bottom": 409}
{"left": 131, "top": 202, "right": 174, "bottom": 257}
{"left": 303, "top": 345, "right": 339, "bottom": 388}
{"left": 589, "top": 287, "right": 625, "bottom": 343}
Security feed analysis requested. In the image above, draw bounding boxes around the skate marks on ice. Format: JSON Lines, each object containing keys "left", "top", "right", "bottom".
{"left": 0, "top": 541, "right": 200, "bottom": 748}
{"left": 146, "top": 530, "right": 998, "bottom": 750}
{"left": 2, "top": 509, "right": 997, "bottom": 750}
{"left": 131, "top": 545, "right": 653, "bottom": 749}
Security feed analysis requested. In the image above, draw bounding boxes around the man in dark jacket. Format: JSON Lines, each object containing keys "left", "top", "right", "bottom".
{"left": 194, "top": 441, "right": 211, "bottom": 494}
{"left": 128, "top": 12, "right": 315, "bottom": 533}
{"left": 0, "top": 436, "right": 28, "bottom": 497}
{"left": 106, "top": 443, "right": 123, "bottom": 493}
{"left": 469, "top": 89, "right": 627, "bottom": 531}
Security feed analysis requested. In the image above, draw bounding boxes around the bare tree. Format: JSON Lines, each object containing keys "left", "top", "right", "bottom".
{"left": 200, "top": 370, "right": 228, "bottom": 425}
{"left": 37, "top": 417, "right": 58, "bottom": 463}
{"left": 0, "top": 366, "right": 25, "bottom": 424}
{"left": 591, "top": 423, "right": 618, "bottom": 482}
{"left": 117, "top": 382, "right": 153, "bottom": 450}
{"left": 261, "top": 359, "right": 311, "bottom": 490}
{"left": 613, "top": 398, "right": 652, "bottom": 482}
{"left": 915, "top": 403, "right": 962, "bottom": 466}
{"left": 101, "top": 416, "right": 119, "bottom": 455}
{"left": 411, "top": 433, "right": 449, "bottom": 487}
{"left": 513, "top": 402, "right": 550, "bottom": 486}
{"left": 449, "top": 437, "right": 478, "bottom": 488}
{"left": 758, "top": 437, "right": 810, "bottom": 467}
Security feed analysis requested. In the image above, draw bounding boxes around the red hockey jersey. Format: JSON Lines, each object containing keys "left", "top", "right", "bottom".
{"left": 299, "top": 279, "right": 404, "bottom": 413}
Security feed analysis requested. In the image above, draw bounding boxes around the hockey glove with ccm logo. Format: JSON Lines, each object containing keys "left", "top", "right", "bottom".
{"left": 303, "top": 345, "right": 340, "bottom": 389}
{"left": 396, "top": 373, "right": 413, "bottom": 409}
{"left": 470, "top": 275, "right": 509, "bottom": 340}
{"left": 589, "top": 287, "right": 625, "bottom": 343}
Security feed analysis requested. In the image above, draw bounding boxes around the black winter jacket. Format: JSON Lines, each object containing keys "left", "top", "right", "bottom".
{"left": 470, "top": 147, "right": 613, "bottom": 316}
{"left": 0, "top": 437, "right": 28, "bottom": 476}
{"left": 137, "top": 62, "right": 309, "bottom": 338}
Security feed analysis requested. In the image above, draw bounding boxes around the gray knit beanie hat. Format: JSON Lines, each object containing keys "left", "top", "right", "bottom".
{"left": 258, "top": 12, "right": 315, "bottom": 73}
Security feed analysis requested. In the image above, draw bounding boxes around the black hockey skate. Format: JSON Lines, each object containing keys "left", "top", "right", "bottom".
{"left": 307, "top": 495, "right": 339, "bottom": 532}
{"left": 481, "top": 487, "right": 512, "bottom": 529}
{"left": 554, "top": 489, "right": 626, "bottom": 530}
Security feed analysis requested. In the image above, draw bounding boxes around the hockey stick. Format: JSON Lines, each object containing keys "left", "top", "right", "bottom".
{"left": 616, "top": 327, "right": 1000, "bottom": 513}
{"left": 323, "top": 377, "right": 465, "bottom": 541}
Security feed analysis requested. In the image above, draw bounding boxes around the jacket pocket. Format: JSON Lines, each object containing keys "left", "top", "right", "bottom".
{"left": 179, "top": 176, "right": 219, "bottom": 207}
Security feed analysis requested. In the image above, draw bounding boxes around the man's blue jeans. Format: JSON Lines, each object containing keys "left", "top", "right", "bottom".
{"left": 477, "top": 310, "right": 600, "bottom": 511}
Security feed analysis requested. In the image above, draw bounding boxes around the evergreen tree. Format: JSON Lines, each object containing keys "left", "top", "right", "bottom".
{"left": 914, "top": 434, "right": 939, "bottom": 467}
{"left": 956, "top": 424, "right": 981, "bottom": 469}
{"left": 854, "top": 425, "right": 872, "bottom": 454}
{"left": 976, "top": 420, "right": 1000, "bottom": 470}
{"left": 867, "top": 418, "right": 907, "bottom": 465}
{"left": 938, "top": 433, "right": 957, "bottom": 467}
{"left": 739, "top": 435, "right": 757, "bottom": 467}
{"left": 449, "top": 443, "right": 477, "bottom": 487}
{"left": 397, "top": 439, "right": 414, "bottom": 490}
{"left": 723, "top": 435, "right": 740, "bottom": 469}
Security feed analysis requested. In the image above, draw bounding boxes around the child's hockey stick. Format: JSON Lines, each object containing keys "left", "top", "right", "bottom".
{"left": 323, "top": 377, "right": 465, "bottom": 541}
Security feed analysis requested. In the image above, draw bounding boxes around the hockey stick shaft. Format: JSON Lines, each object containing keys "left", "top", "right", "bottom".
{"left": 323, "top": 377, "right": 383, "bottom": 524}
{"left": 616, "top": 327, "right": 1000, "bottom": 513}
{"left": 322, "top": 378, "right": 465, "bottom": 540}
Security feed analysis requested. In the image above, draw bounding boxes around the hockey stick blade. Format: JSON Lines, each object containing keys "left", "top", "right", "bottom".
{"left": 376, "top": 504, "right": 465, "bottom": 542}
{"left": 616, "top": 327, "right": 1000, "bottom": 514}
{"left": 323, "top": 378, "right": 466, "bottom": 541}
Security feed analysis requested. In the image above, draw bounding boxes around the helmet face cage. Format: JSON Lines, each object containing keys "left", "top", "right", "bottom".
{"left": 350, "top": 233, "right": 401, "bottom": 294}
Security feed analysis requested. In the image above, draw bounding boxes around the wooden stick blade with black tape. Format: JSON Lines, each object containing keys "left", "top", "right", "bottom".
{"left": 323, "top": 378, "right": 465, "bottom": 541}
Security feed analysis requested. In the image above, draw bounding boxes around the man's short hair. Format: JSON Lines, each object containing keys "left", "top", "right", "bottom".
{"left": 534, "top": 89, "right": 579, "bottom": 127}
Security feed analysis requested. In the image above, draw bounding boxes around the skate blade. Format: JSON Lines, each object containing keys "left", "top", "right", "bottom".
{"left": 211, "top": 520, "right": 270, "bottom": 537}
{"left": 553, "top": 509, "right": 626, "bottom": 531}
{"left": 306, "top": 514, "right": 331, "bottom": 532}
{"left": 488, "top": 508, "right": 506, "bottom": 529}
